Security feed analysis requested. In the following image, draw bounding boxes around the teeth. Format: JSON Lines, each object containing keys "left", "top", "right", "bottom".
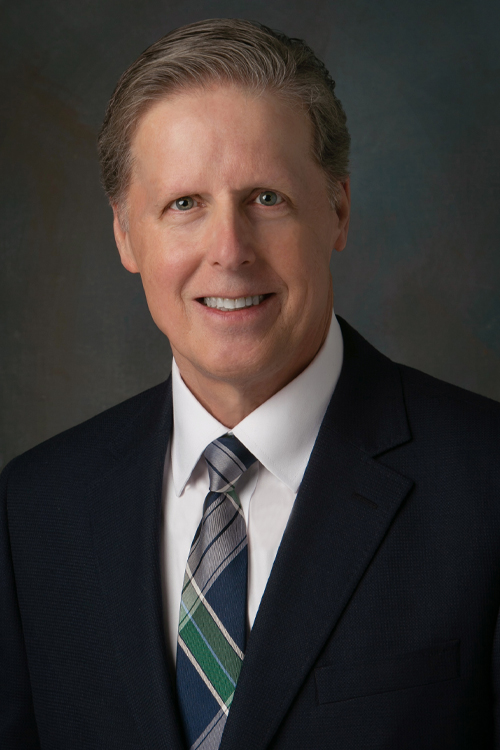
{"left": 203, "top": 295, "right": 265, "bottom": 310}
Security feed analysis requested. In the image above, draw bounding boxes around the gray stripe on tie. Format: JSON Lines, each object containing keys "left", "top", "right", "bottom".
{"left": 191, "top": 707, "right": 227, "bottom": 750}
{"left": 188, "top": 500, "right": 244, "bottom": 575}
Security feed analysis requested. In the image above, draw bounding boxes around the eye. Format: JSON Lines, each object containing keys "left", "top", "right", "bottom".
{"left": 171, "top": 196, "right": 197, "bottom": 211}
{"left": 254, "top": 190, "right": 282, "bottom": 206}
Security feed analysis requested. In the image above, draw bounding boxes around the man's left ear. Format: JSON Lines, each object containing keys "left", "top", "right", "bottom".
{"left": 112, "top": 204, "right": 140, "bottom": 273}
{"left": 333, "top": 178, "right": 351, "bottom": 253}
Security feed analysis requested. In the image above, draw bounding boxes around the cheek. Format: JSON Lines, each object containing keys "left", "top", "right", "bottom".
{"left": 138, "top": 240, "right": 198, "bottom": 301}
{"left": 270, "top": 226, "right": 331, "bottom": 293}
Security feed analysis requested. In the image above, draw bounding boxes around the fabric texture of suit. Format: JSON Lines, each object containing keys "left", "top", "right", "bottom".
{"left": 1, "top": 316, "right": 500, "bottom": 749}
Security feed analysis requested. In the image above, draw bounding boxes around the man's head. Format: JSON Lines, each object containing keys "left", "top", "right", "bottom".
{"left": 98, "top": 19, "right": 351, "bottom": 425}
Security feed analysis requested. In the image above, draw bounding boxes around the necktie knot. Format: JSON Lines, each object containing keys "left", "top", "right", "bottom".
{"left": 203, "top": 434, "right": 256, "bottom": 494}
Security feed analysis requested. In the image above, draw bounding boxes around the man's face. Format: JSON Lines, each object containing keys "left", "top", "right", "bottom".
{"left": 114, "top": 85, "right": 350, "bottom": 398}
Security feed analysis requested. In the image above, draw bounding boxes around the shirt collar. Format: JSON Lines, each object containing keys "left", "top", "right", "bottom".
{"left": 171, "top": 311, "right": 343, "bottom": 496}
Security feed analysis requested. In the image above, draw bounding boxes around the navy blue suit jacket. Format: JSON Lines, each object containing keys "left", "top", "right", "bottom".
{"left": 2, "top": 317, "right": 500, "bottom": 748}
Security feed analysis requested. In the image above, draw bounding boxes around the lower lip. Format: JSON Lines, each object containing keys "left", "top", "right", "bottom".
{"left": 196, "top": 294, "right": 274, "bottom": 320}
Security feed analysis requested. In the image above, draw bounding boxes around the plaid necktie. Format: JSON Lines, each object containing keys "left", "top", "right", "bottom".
{"left": 176, "top": 434, "right": 256, "bottom": 750}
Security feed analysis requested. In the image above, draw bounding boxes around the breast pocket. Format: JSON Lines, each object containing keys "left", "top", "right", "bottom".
{"left": 315, "top": 640, "right": 460, "bottom": 704}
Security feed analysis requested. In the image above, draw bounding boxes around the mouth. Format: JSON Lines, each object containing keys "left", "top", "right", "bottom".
{"left": 198, "top": 294, "right": 271, "bottom": 311}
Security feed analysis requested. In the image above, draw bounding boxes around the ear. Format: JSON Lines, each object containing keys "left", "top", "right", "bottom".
{"left": 112, "top": 205, "right": 140, "bottom": 273}
{"left": 333, "top": 178, "right": 351, "bottom": 253}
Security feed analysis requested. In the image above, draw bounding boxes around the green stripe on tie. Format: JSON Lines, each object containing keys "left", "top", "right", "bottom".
{"left": 181, "top": 618, "right": 239, "bottom": 703}
{"left": 180, "top": 597, "right": 243, "bottom": 683}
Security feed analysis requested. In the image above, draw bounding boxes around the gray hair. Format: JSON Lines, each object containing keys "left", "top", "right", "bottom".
{"left": 98, "top": 18, "right": 350, "bottom": 227}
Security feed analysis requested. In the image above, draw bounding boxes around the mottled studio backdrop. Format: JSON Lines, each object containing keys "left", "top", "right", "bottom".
{"left": 1, "top": 0, "right": 499, "bottom": 469}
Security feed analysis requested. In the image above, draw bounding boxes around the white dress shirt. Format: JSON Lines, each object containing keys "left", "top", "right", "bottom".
{"left": 160, "top": 312, "right": 344, "bottom": 664}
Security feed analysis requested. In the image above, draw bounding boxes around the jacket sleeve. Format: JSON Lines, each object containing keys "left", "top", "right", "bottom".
{"left": 0, "top": 459, "right": 41, "bottom": 749}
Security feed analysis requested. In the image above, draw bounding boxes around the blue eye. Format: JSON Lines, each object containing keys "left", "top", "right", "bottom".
{"left": 173, "top": 197, "right": 195, "bottom": 211}
{"left": 256, "top": 191, "right": 281, "bottom": 206}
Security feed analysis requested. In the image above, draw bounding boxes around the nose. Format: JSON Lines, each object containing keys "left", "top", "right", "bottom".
{"left": 205, "top": 202, "right": 256, "bottom": 271}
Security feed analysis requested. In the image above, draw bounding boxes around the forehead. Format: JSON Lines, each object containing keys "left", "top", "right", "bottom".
{"left": 129, "top": 84, "right": 318, "bottom": 195}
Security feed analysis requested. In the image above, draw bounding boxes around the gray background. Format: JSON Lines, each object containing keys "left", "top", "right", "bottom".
{"left": 1, "top": 0, "right": 499, "bottom": 470}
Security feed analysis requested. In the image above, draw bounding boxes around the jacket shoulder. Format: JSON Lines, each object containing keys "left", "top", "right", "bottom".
{"left": 397, "top": 362, "right": 500, "bottom": 440}
{"left": 3, "top": 379, "right": 171, "bottom": 483}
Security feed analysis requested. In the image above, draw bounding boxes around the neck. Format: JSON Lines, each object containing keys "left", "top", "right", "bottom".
{"left": 173, "top": 310, "right": 333, "bottom": 428}
{"left": 176, "top": 370, "right": 291, "bottom": 429}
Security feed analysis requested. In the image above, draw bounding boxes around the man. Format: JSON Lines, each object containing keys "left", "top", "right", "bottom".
{"left": 1, "top": 17, "right": 499, "bottom": 750}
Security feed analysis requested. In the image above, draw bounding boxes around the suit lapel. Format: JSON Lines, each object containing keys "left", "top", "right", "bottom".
{"left": 220, "top": 318, "right": 414, "bottom": 750}
{"left": 88, "top": 380, "right": 185, "bottom": 750}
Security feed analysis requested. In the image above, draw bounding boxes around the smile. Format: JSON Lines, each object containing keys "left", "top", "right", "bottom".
{"left": 201, "top": 295, "right": 266, "bottom": 310}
